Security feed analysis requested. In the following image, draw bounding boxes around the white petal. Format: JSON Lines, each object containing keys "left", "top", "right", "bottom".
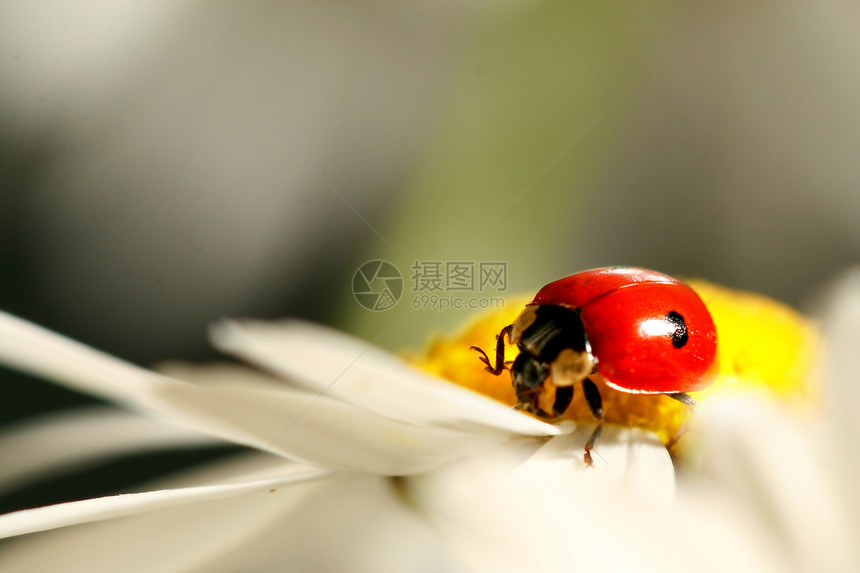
{"left": 0, "top": 407, "right": 225, "bottom": 492}
{"left": 160, "top": 362, "right": 503, "bottom": 474}
{"left": 509, "top": 424, "right": 675, "bottom": 503}
{"left": 408, "top": 443, "right": 567, "bottom": 573}
{"left": 416, "top": 428, "right": 784, "bottom": 573}
{"left": 192, "top": 475, "right": 465, "bottom": 573}
{"left": 816, "top": 268, "right": 860, "bottom": 528}
{"left": 816, "top": 268, "right": 860, "bottom": 424}
{"left": 666, "top": 486, "right": 795, "bottom": 573}
{"left": 156, "top": 360, "right": 294, "bottom": 390}
{"left": 159, "top": 382, "right": 516, "bottom": 475}
{"left": 698, "top": 397, "right": 860, "bottom": 572}
{"left": 210, "top": 319, "right": 564, "bottom": 437}
{"left": 500, "top": 428, "right": 786, "bottom": 572}
{"left": 410, "top": 427, "right": 675, "bottom": 573}
{"left": 0, "top": 310, "right": 176, "bottom": 407}
{"left": 0, "top": 311, "right": 504, "bottom": 474}
{"left": 0, "top": 464, "right": 330, "bottom": 539}
{"left": 0, "top": 456, "right": 328, "bottom": 573}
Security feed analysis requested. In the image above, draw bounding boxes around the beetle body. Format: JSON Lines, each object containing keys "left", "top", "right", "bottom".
{"left": 471, "top": 267, "right": 718, "bottom": 464}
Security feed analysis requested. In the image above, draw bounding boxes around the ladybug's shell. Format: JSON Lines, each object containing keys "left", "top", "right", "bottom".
{"left": 531, "top": 267, "right": 717, "bottom": 394}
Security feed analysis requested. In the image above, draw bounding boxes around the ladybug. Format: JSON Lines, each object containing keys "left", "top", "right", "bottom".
{"left": 471, "top": 267, "right": 718, "bottom": 464}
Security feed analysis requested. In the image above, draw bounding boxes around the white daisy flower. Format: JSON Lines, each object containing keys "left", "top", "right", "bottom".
{"left": 0, "top": 309, "right": 675, "bottom": 572}
{"left": 0, "top": 271, "right": 857, "bottom": 572}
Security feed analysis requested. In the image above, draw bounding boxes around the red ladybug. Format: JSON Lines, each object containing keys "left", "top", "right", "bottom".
{"left": 471, "top": 267, "right": 717, "bottom": 464}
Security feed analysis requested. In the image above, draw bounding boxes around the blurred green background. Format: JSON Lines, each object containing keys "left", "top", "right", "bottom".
{"left": 1, "top": 0, "right": 859, "bottom": 508}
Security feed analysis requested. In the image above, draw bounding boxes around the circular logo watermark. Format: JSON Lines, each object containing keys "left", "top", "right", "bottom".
{"left": 352, "top": 260, "right": 403, "bottom": 311}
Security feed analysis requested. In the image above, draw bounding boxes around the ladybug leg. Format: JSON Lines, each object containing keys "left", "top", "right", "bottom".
{"left": 665, "top": 393, "right": 696, "bottom": 453}
{"left": 664, "top": 424, "right": 689, "bottom": 452}
{"left": 668, "top": 392, "right": 696, "bottom": 406}
{"left": 581, "top": 378, "right": 604, "bottom": 466}
{"left": 469, "top": 325, "right": 512, "bottom": 376}
{"left": 552, "top": 385, "right": 574, "bottom": 418}
{"left": 470, "top": 346, "right": 494, "bottom": 371}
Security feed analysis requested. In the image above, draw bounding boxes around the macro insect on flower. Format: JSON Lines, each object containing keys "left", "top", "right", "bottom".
{"left": 0, "top": 266, "right": 830, "bottom": 572}
{"left": 418, "top": 267, "right": 816, "bottom": 466}
{"left": 470, "top": 267, "right": 718, "bottom": 464}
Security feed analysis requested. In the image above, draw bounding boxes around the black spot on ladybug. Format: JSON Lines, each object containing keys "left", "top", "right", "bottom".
{"left": 666, "top": 311, "right": 688, "bottom": 348}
